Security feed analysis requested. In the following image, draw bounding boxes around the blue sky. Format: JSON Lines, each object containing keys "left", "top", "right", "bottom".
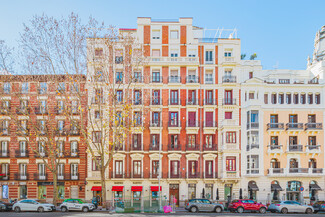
{"left": 1, "top": 0, "right": 324, "bottom": 69}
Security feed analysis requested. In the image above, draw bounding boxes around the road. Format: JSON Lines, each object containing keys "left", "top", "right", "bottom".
{"left": 0, "top": 211, "right": 324, "bottom": 217}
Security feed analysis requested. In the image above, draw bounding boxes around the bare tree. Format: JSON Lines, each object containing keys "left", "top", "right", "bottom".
{"left": 0, "top": 40, "right": 15, "bottom": 74}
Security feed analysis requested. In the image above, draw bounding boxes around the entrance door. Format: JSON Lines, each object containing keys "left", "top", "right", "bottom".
{"left": 93, "top": 191, "right": 102, "bottom": 206}
{"left": 70, "top": 186, "right": 79, "bottom": 198}
{"left": 287, "top": 192, "right": 300, "bottom": 201}
{"left": 224, "top": 184, "right": 232, "bottom": 201}
{"left": 169, "top": 184, "right": 179, "bottom": 206}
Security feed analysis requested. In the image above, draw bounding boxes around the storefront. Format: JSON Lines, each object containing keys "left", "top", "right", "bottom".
{"left": 271, "top": 181, "right": 282, "bottom": 201}
{"left": 224, "top": 184, "right": 232, "bottom": 201}
{"left": 150, "top": 186, "right": 162, "bottom": 207}
{"left": 91, "top": 186, "right": 102, "bottom": 205}
{"left": 309, "top": 181, "right": 322, "bottom": 202}
{"left": 188, "top": 184, "right": 196, "bottom": 200}
{"left": 112, "top": 186, "right": 124, "bottom": 207}
{"left": 248, "top": 181, "right": 259, "bottom": 200}
{"left": 204, "top": 184, "right": 213, "bottom": 200}
{"left": 286, "top": 181, "right": 302, "bottom": 202}
{"left": 131, "top": 186, "right": 142, "bottom": 208}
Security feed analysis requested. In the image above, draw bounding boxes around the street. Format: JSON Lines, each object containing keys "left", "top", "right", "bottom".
{"left": 0, "top": 212, "right": 324, "bottom": 217}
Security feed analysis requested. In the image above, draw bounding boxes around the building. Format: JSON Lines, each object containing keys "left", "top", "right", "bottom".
{"left": 240, "top": 26, "right": 325, "bottom": 204}
{"left": 0, "top": 74, "right": 87, "bottom": 202}
{"left": 86, "top": 17, "right": 247, "bottom": 206}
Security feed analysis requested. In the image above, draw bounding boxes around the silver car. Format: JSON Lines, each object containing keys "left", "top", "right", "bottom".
{"left": 268, "top": 201, "right": 313, "bottom": 214}
{"left": 13, "top": 199, "right": 56, "bottom": 212}
{"left": 185, "top": 198, "right": 224, "bottom": 213}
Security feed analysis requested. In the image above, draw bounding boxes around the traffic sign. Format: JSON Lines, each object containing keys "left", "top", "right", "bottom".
{"left": 300, "top": 186, "right": 304, "bottom": 192}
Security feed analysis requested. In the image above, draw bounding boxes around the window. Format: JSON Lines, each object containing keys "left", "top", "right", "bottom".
{"left": 308, "top": 94, "right": 313, "bottom": 104}
{"left": 152, "top": 90, "right": 160, "bottom": 105}
{"left": 134, "top": 112, "right": 142, "bottom": 126}
{"left": 115, "top": 50, "right": 123, "bottom": 64}
{"left": 264, "top": 94, "right": 268, "bottom": 104}
{"left": 249, "top": 72, "right": 253, "bottom": 79}
{"left": 247, "top": 155, "right": 259, "bottom": 171}
{"left": 226, "top": 157, "right": 236, "bottom": 171}
{"left": 152, "top": 160, "right": 159, "bottom": 177}
{"left": 206, "top": 90, "right": 213, "bottom": 104}
{"left": 95, "top": 48, "right": 103, "bottom": 57}
{"left": 188, "top": 184, "right": 196, "bottom": 199}
{"left": 188, "top": 49, "right": 196, "bottom": 57}
{"left": 92, "top": 157, "right": 101, "bottom": 171}
{"left": 3, "top": 82, "right": 10, "bottom": 94}
{"left": 308, "top": 136, "right": 316, "bottom": 146}
{"left": 187, "top": 135, "right": 196, "bottom": 148}
{"left": 38, "top": 163, "right": 46, "bottom": 178}
{"left": 39, "top": 82, "right": 47, "bottom": 94}
{"left": 226, "top": 132, "right": 236, "bottom": 143}
{"left": 152, "top": 71, "right": 160, "bottom": 82}
{"left": 271, "top": 93, "right": 277, "bottom": 104}
{"left": 289, "top": 114, "right": 297, "bottom": 123}
{"left": 71, "top": 164, "right": 78, "bottom": 179}
{"left": 205, "top": 70, "right": 213, "bottom": 84}
{"left": 152, "top": 30, "right": 160, "bottom": 39}
{"left": 57, "top": 82, "right": 65, "bottom": 93}
{"left": 38, "top": 141, "right": 45, "bottom": 156}
{"left": 169, "top": 112, "right": 178, "bottom": 126}
{"left": 224, "top": 52, "right": 232, "bottom": 57}
{"left": 19, "top": 185, "right": 27, "bottom": 199}
{"left": 205, "top": 161, "right": 213, "bottom": 177}
{"left": 70, "top": 141, "right": 78, "bottom": 156}
{"left": 205, "top": 135, "right": 213, "bottom": 148}
{"left": 187, "top": 70, "right": 197, "bottom": 83}
{"left": 270, "top": 114, "right": 278, "bottom": 123}
{"left": 270, "top": 136, "right": 278, "bottom": 146}
{"left": 286, "top": 93, "right": 291, "bottom": 104}
{"left": 188, "top": 90, "right": 196, "bottom": 104}
{"left": 21, "top": 82, "right": 29, "bottom": 93}
{"left": 133, "top": 160, "right": 141, "bottom": 177}
{"left": 188, "top": 161, "right": 198, "bottom": 176}
{"left": 114, "top": 161, "right": 123, "bottom": 177}
{"left": 249, "top": 93, "right": 254, "bottom": 99}
{"left": 169, "top": 70, "right": 179, "bottom": 82}
{"left": 57, "top": 100, "right": 64, "bottom": 113}
{"left": 315, "top": 94, "right": 321, "bottom": 104}
{"left": 170, "top": 49, "right": 178, "bottom": 58}
{"left": 116, "top": 72, "right": 123, "bottom": 83}
{"left": 151, "top": 134, "right": 160, "bottom": 147}
{"left": 95, "top": 111, "right": 100, "bottom": 119}
{"left": 0, "top": 141, "right": 8, "bottom": 157}
{"left": 71, "top": 101, "right": 78, "bottom": 114}
{"left": 300, "top": 93, "right": 306, "bottom": 104}
{"left": 170, "top": 30, "right": 179, "bottom": 39}
{"left": 279, "top": 93, "right": 284, "bottom": 104}
{"left": 170, "top": 134, "right": 179, "bottom": 147}
{"left": 293, "top": 93, "right": 299, "bottom": 104}
{"left": 170, "top": 90, "right": 178, "bottom": 104}
{"left": 134, "top": 90, "right": 141, "bottom": 105}
{"left": 116, "top": 90, "right": 123, "bottom": 103}
{"left": 132, "top": 134, "right": 141, "bottom": 148}
{"left": 205, "top": 112, "right": 214, "bottom": 126}
{"left": 308, "top": 114, "right": 316, "bottom": 123}
{"left": 205, "top": 51, "right": 213, "bottom": 63}
{"left": 92, "top": 131, "right": 102, "bottom": 143}
{"left": 152, "top": 50, "right": 160, "bottom": 61}
{"left": 170, "top": 160, "right": 179, "bottom": 176}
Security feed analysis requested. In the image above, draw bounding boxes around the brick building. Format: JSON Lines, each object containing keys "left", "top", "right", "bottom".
{"left": 0, "top": 74, "right": 87, "bottom": 202}
{"left": 86, "top": 17, "right": 243, "bottom": 206}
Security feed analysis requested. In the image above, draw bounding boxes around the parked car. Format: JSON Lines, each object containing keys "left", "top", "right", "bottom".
{"left": 312, "top": 201, "right": 325, "bottom": 213}
{"left": 0, "top": 200, "right": 13, "bottom": 211}
{"left": 13, "top": 199, "right": 56, "bottom": 212}
{"left": 60, "top": 198, "right": 96, "bottom": 212}
{"left": 268, "top": 201, "right": 313, "bottom": 214}
{"left": 185, "top": 198, "right": 224, "bottom": 213}
{"left": 228, "top": 199, "right": 267, "bottom": 213}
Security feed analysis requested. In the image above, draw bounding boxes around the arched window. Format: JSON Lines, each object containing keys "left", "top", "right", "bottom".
{"left": 271, "top": 180, "right": 282, "bottom": 201}
{"left": 289, "top": 159, "right": 298, "bottom": 168}
{"left": 270, "top": 158, "right": 280, "bottom": 168}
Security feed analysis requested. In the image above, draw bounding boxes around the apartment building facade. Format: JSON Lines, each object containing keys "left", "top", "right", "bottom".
{"left": 86, "top": 17, "right": 244, "bottom": 205}
{"left": 241, "top": 26, "right": 325, "bottom": 204}
{"left": 0, "top": 75, "right": 87, "bottom": 202}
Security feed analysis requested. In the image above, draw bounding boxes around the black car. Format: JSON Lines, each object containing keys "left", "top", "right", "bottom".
{"left": 313, "top": 201, "right": 325, "bottom": 213}
{"left": 0, "top": 200, "right": 13, "bottom": 211}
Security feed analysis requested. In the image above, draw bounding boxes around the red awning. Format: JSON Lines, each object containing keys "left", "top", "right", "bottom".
{"left": 151, "top": 186, "right": 162, "bottom": 191}
{"left": 91, "top": 186, "right": 102, "bottom": 191}
{"left": 131, "top": 186, "right": 143, "bottom": 191}
{"left": 112, "top": 186, "right": 124, "bottom": 191}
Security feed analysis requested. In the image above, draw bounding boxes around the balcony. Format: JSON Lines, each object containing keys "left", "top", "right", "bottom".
{"left": 132, "top": 76, "right": 143, "bottom": 83}
{"left": 68, "top": 150, "right": 79, "bottom": 158}
{"left": 306, "top": 145, "right": 321, "bottom": 153}
{"left": 203, "top": 172, "right": 218, "bottom": 179}
{"left": 150, "top": 98, "right": 161, "bottom": 105}
{"left": 168, "top": 121, "right": 181, "bottom": 128}
{"left": 33, "top": 173, "right": 48, "bottom": 181}
{"left": 150, "top": 76, "right": 163, "bottom": 83}
{"left": 14, "top": 173, "right": 29, "bottom": 180}
{"left": 246, "top": 123, "right": 259, "bottom": 129}
{"left": 186, "top": 121, "right": 199, "bottom": 128}
{"left": 34, "top": 107, "right": 48, "bottom": 115}
{"left": 109, "top": 172, "right": 126, "bottom": 179}
{"left": 222, "top": 76, "right": 237, "bottom": 83}
{"left": 149, "top": 121, "right": 162, "bottom": 128}
{"left": 0, "top": 128, "right": 10, "bottom": 136}
{"left": 70, "top": 174, "right": 79, "bottom": 180}
{"left": 222, "top": 171, "right": 240, "bottom": 179}
{"left": 220, "top": 119, "right": 238, "bottom": 127}
{"left": 289, "top": 168, "right": 309, "bottom": 174}
{"left": 186, "top": 99, "right": 197, "bottom": 105}
{"left": 35, "top": 152, "right": 48, "bottom": 158}
{"left": 131, "top": 173, "right": 143, "bottom": 179}
{"left": 55, "top": 129, "right": 69, "bottom": 136}
{"left": 168, "top": 173, "right": 183, "bottom": 179}
{"left": 15, "top": 150, "right": 30, "bottom": 158}
{"left": 305, "top": 123, "right": 323, "bottom": 130}
{"left": 54, "top": 106, "right": 65, "bottom": 115}
{"left": 204, "top": 121, "right": 217, "bottom": 128}
{"left": 222, "top": 98, "right": 236, "bottom": 105}
{"left": 167, "top": 144, "right": 181, "bottom": 151}
{"left": 113, "top": 145, "right": 124, "bottom": 152}
{"left": 287, "top": 145, "right": 303, "bottom": 152}
{"left": 16, "top": 127, "right": 29, "bottom": 136}
{"left": 311, "top": 168, "right": 323, "bottom": 174}
{"left": 267, "top": 168, "right": 284, "bottom": 175}
{"left": 267, "top": 145, "right": 282, "bottom": 154}
{"left": 0, "top": 151, "right": 9, "bottom": 158}
{"left": 0, "top": 174, "right": 9, "bottom": 180}
{"left": 186, "top": 172, "right": 201, "bottom": 179}
{"left": 246, "top": 169, "right": 260, "bottom": 175}
{"left": 286, "top": 123, "right": 304, "bottom": 130}
{"left": 246, "top": 144, "right": 259, "bottom": 151}
{"left": 186, "top": 76, "right": 199, "bottom": 84}
{"left": 168, "top": 99, "right": 181, "bottom": 105}
{"left": 149, "top": 57, "right": 199, "bottom": 65}
{"left": 16, "top": 107, "right": 30, "bottom": 115}
{"left": 149, "top": 144, "right": 160, "bottom": 151}
{"left": 186, "top": 144, "right": 200, "bottom": 151}
{"left": 203, "top": 144, "right": 218, "bottom": 151}
{"left": 69, "top": 129, "right": 80, "bottom": 136}
{"left": 130, "top": 144, "right": 142, "bottom": 151}
{"left": 168, "top": 76, "right": 181, "bottom": 83}
{"left": 267, "top": 123, "right": 285, "bottom": 130}
{"left": 203, "top": 99, "right": 216, "bottom": 105}
{"left": 132, "top": 99, "right": 142, "bottom": 105}
{"left": 224, "top": 57, "right": 235, "bottom": 63}
{"left": 220, "top": 144, "right": 238, "bottom": 151}
{"left": 0, "top": 106, "right": 10, "bottom": 115}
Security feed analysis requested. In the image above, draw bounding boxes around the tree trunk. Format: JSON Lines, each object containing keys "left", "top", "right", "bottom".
{"left": 101, "top": 168, "right": 106, "bottom": 208}
{"left": 53, "top": 173, "right": 57, "bottom": 206}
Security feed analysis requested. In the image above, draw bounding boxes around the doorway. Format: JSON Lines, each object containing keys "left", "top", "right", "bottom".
{"left": 169, "top": 184, "right": 179, "bottom": 206}
{"left": 224, "top": 184, "right": 233, "bottom": 201}
{"left": 70, "top": 186, "right": 79, "bottom": 199}
{"left": 93, "top": 191, "right": 102, "bottom": 206}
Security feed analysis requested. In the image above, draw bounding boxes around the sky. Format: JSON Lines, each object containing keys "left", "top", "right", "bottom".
{"left": 0, "top": 0, "right": 324, "bottom": 70}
